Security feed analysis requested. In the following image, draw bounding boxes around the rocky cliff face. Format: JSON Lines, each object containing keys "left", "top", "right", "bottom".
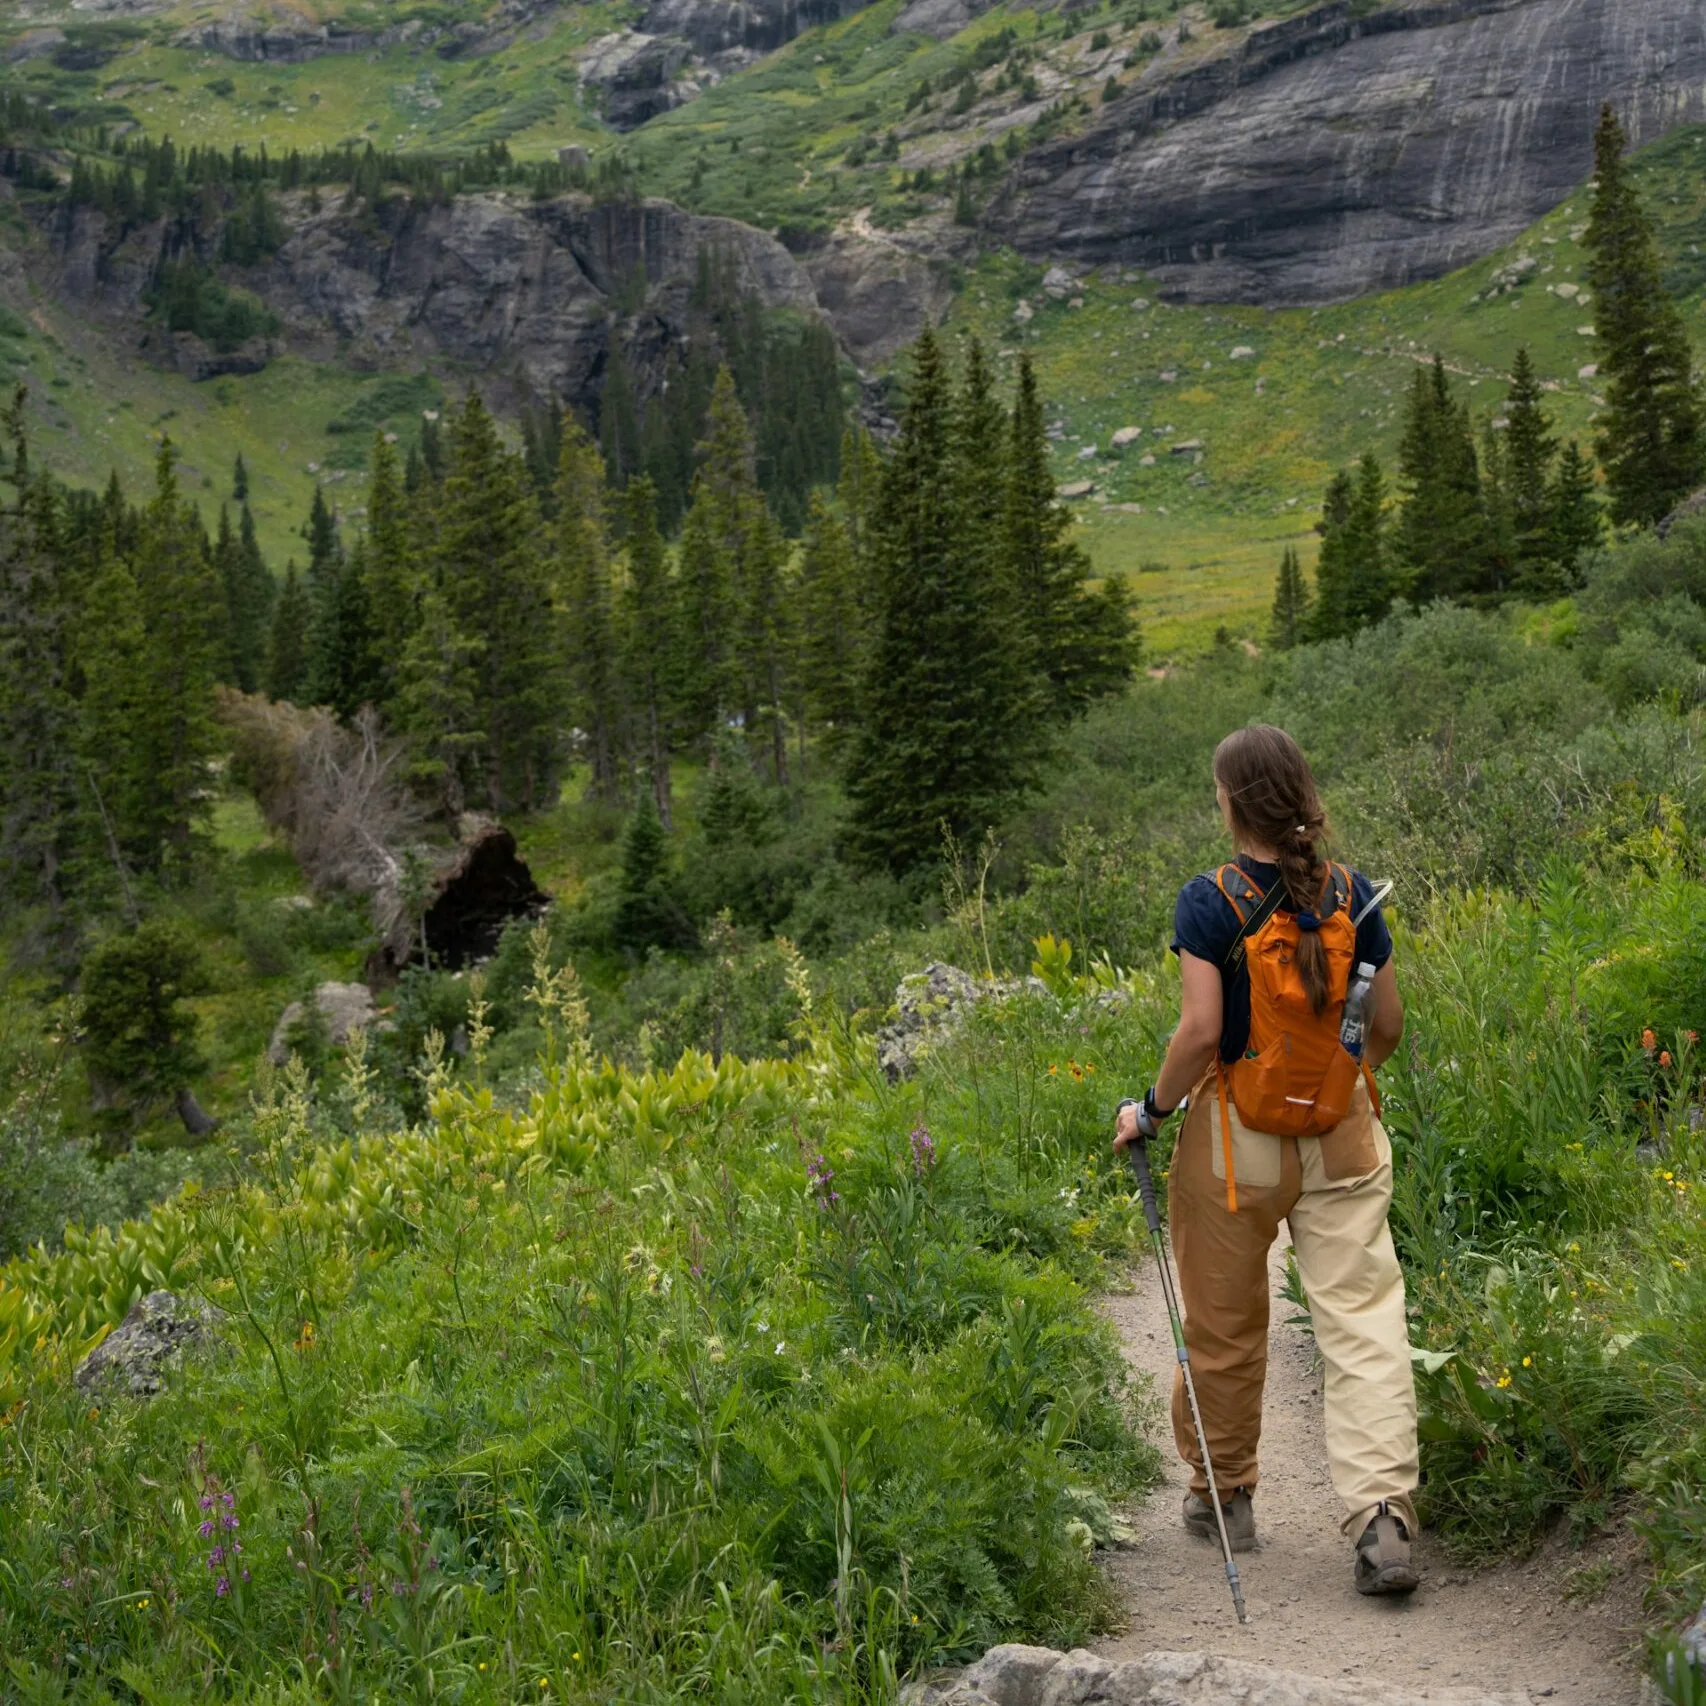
{"left": 45, "top": 191, "right": 822, "bottom": 413}
{"left": 986, "top": 0, "right": 1706, "bottom": 304}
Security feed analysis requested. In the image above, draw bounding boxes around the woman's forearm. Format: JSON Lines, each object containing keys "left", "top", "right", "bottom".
{"left": 1155, "top": 1028, "right": 1219, "bottom": 1111}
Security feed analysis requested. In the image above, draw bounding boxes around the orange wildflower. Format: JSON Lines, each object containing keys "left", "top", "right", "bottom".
{"left": 1643, "top": 1028, "right": 1658, "bottom": 1053}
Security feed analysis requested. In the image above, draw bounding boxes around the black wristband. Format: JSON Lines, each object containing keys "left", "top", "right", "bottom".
{"left": 1143, "top": 1085, "right": 1177, "bottom": 1121}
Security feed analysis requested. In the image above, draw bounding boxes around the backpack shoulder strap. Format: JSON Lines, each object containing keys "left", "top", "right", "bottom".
{"left": 1216, "top": 863, "right": 1287, "bottom": 978}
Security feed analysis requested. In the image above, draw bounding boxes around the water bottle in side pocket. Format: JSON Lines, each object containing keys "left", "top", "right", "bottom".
{"left": 1340, "top": 961, "right": 1377, "bottom": 1060}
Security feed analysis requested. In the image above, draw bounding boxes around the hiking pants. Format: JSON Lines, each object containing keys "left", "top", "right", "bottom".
{"left": 1166, "top": 1071, "right": 1419, "bottom": 1538}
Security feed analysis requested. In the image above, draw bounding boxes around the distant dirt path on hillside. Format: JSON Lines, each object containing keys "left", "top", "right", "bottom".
{"left": 1096, "top": 1241, "right": 1649, "bottom": 1705}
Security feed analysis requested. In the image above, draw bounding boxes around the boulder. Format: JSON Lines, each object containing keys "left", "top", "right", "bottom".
{"left": 269, "top": 981, "right": 378, "bottom": 1065}
{"left": 1057, "top": 479, "right": 1095, "bottom": 499}
{"left": 75, "top": 1291, "right": 222, "bottom": 1397}
{"left": 1110, "top": 426, "right": 1143, "bottom": 448}
{"left": 943, "top": 1645, "right": 1533, "bottom": 1706}
{"left": 874, "top": 963, "right": 1051, "bottom": 1081}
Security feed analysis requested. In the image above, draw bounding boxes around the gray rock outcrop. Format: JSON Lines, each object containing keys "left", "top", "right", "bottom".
{"left": 75, "top": 1291, "right": 222, "bottom": 1397}
{"left": 911, "top": 1645, "right": 1533, "bottom": 1706}
{"left": 876, "top": 962, "right": 1046, "bottom": 1081}
{"left": 269, "top": 981, "right": 378, "bottom": 1065}
{"left": 984, "top": 0, "right": 1706, "bottom": 304}
{"left": 44, "top": 191, "right": 822, "bottom": 417}
{"left": 577, "top": 32, "right": 694, "bottom": 130}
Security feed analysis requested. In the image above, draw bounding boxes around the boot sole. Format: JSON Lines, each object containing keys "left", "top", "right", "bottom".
{"left": 1354, "top": 1561, "right": 1420, "bottom": 1596}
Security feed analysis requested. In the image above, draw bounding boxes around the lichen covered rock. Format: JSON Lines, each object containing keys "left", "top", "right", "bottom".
{"left": 75, "top": 1291, "right": 222, "bottom": 1397}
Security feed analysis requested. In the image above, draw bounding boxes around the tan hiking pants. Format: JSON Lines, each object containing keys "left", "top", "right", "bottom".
{"left": 1166, "top": 1070, "right": 1419, "bottom": 1538}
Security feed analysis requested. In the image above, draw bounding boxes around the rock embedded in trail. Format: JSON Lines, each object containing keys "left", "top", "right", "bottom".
{"left": 914, "top": 1645, "right": 1535, "bottom": 1706}
{"left": 75, "top": 1291, "right": 223, "bottom": 1398}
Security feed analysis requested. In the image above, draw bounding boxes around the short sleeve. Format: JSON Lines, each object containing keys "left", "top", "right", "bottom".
{"left": 1171, "top": 873, "right": 1239, "bottom": 966}
{"left": 1350, "top": 870, "right": 1394, "bottom": 970}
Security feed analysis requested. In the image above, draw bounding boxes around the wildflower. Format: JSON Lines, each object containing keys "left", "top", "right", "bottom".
{"left": 909, "top": 1123, "right": 936, "bottom": 1177}
{"left": 573, "top": 1653, "right": 582, "bottom": 1662}
{"left": 1495, "top": 1374, "right": 1512, "bottom": 1389}
{"left": 1690, "top": 1032, "right": 1701, "bottom": 1045}
{"left": 1673, "top": 1258, "right": 1688, "bottom": 1272}
{"left": 1661, "top": 1051, "right": 1674, "bottom": 1068}
{"left": 480, "top": 1663, "right": 488, "bottom": 1672}
{"left": 1047, "top": 1063, "right": 1059, "bottom": 1077}
{"left": 806, "top": 1153, "right": 839, "bottom": 1210}
{"left": 1643, "top": 1028, "right": 1658, "bottom": 1053}
{"left": 1521, "top": 1355, "right": 1533, "bottom": 1368}
{"left": 216, "top": 1577, "right": 230, "bottom": 1597}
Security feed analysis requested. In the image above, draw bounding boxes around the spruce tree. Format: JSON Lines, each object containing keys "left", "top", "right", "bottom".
{"left": 798, "top": 491, "right": 863, "bottom": 750}
{"left": 1269, "top": 545, "right": 1311, "bottom": 650}
{"left": 76, "top": 559, "right": 150, "bottom": 878}
{"left": 125, "top": 440, "right": 222, "bottom": 870}
{"left": 554, "top": 416, "right": 621, "bottom": 802}
{"left": 232, "top": 452, "right": 249, "bottom": 502}
{"left": 435, "top": 391, "right": 565, "bottom": 812}
{"left": 215, "top": 503, "right": 274, "bottom": 693}
{"left": 395, "top": 589, "right": 484, "bottom": 818}
{"left": 846, "top": 331, "right": 1038, "bottom": 873}
{"left": 1003, "top": 352, "right": 1137, "bottom": 716}
{"left": 314, "top": 541, "right": 384, "bottom": 718}
{"left": 1478, "top": 421, "right": 1518, "bottom": 600}
{"left": 617, "top": 476, "right": 675, "bottom": 826}
{"left": 1585, "top": 103, "right": 1706, "bottom": 528}
{"left": 599, "top": 335, "right": 643, "bottom": 489}
{"left": 1342, "top": 453, "right": 1392, "bottom": 627}
{"left": 361, "top": 433, "right": 418, "bottom": 688}
{"left": 1395, "top": 357, "right": 1485, "bottom": 602}
{"left": 0, "top": 397, "right": 82, "bottom": 916}
{"left": 837, "top": 424, "right": 884, "bottom": 586}
{"left": 1547, "top": 439, "right": 1605, "bottom": 584}
{"left": 267, "top": 561, "right": 311, "bottom": 702}
{"left": 671, "top": 497, "right": 734, "bottom": 750}
{"left": 1307, "top": 470, "right": 1356, "bottom": 641}
{"left": 613, "top": 790, "right": 690, "bottom": 952}
{"left": 1503, "top": 347, "right": 1557, "bottom": 579}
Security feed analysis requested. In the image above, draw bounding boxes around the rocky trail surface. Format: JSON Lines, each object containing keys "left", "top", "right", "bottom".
{"left": 1095, "top": 1242, "right": 1651, "bottom": 1705}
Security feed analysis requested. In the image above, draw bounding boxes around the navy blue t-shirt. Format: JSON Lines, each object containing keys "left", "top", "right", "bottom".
{"left": 1170, "top": 856, "right": 1393, "bottom": 1063}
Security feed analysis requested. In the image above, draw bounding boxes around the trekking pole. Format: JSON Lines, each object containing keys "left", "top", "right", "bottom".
{"left": 1124, "top": 1131, "right": 1249, "bottom": 1626}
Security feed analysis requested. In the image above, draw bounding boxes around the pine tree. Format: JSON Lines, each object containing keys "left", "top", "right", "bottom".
{"left": 1503, "top": 347, "right": 1557, "bottom": 578}
{"left": 361, "top": 432, "right": 418, "bottom": 687}
{"left": 1547, "top": 439, "right": 1605, "bottom": 584}
{"left": 837, "top": 424, "right": 883, "bottom": 586}
{"left": 315, "top": 540, "right": 385, "bottom": 718}
{"left": 232, "top": 451, "right": 248, "bottom": 502}
{"left": 1003, "top": 352, "right": 1137, "bottom": 715}
{"left": 670, "top": 497, "right": 734, "bottom": 750}
{"left": 0, "top": 396, "right": 82, "bottom": 916}
{"left": 76, "top": 558, "right": 151, "bottom": 875}
{"left": 554, "top": 416, "right": 621, "bottom": 802}
{"left": 213, "top": 503, "right": 274, "bottom": 693}
{"left": 1307, "top": 470, "right": 1356, "bottom": 641}
{"left": 1478, "top": 421, "right": 1518, "bottom": 600}
{"left": 302, "top": 484, "right": 344, "bottom": 700}
{"left": 1269, "top": 545, "right": 1311, "bottom": 650}
{"left": 124, "top": 440, "right": 222, "bottom": 870}
{"left": 613, "top": 790, "right": 690, "bottom": 953}
{"left": 1585, "top": 102, "right": 1706, "bottom": 528}
{"left": 1342, "top": 453, "right": 1392, "bottom": 627}
{"left": 267, "top": 561, "right": 311, "bottom": 702}
{"left": 1395, "top": 357, "right": 1485, "bottom": 602}
{"left": 846, "top": 331, "right": 1039, "bottom": 872}
{"left": 395, "top": 589, "right": 484, "bottom": 818}
{"left": 617, "top": 476, "right": 675, "bottom": 826}
{"left": 798, "top": 491, "right": 863, "bottom": 749}
{"left": 599, "top": 334, "right": 643, "bottom": 489}
{"left": 435, "top": 391, "right": 565, "bottom": 812}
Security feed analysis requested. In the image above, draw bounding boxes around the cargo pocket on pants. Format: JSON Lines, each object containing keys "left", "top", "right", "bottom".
{"left": 1206, "top": 1085, "right": 1284, "bottom": 1190}
{"left": 1312, "top": 1087, "right": 1383, "bottom": 1183}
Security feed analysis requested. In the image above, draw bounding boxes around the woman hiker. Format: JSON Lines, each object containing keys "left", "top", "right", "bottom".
{"left": 1114, "top": 724, "right": 1420, "bottom": 1596}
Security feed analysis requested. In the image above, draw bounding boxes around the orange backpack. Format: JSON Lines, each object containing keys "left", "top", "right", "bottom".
{"left": 1213, "top": 862, "right": 1377, "bottom": 1156}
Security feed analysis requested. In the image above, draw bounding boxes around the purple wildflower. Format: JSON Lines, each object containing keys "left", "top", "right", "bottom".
{"left": 216, "top": 1577, "right": 230, "bottom": 1598}
{"left": 909, "top": 1123, "right": 936, "bottom": 1178}
{"left": 806, "top": 1153, "right": 840, "bottom": 1209}
{"left": 199, "top": 1519, "right": 214, "bottom": 1538}
{"left": 207, "top": 1545, "right": 224, "bottom": 1568}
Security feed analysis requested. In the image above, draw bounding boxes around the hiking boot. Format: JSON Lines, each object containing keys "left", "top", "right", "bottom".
{"left": 1354, "top": 1504, "right": 1419, "bottom": 1596}
{"left": 1183, "top": 1487, "right": 1256, "bottom": 1552}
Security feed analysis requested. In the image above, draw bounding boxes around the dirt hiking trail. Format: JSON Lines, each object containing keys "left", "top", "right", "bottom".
{"left": 1096, "top": 1241, "right": 1650, "bottom": 1704}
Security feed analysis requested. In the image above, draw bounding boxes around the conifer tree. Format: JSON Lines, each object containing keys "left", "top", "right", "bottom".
{"left": 77, "top": 558, "right": 150, "bottom": 873}
{"left": 617, "top": 477, "right": 675, "bottom": 825}
{"left": 1547, "top": 439, "right": 1605, "bottom": 584}
{"left": 846, "top": 331, "right": 1038, "bottom": 872}
{"left": 798, "top": 491, "right": 863, "bottom": 749}
{"left": 124, "top": 440, "right": 222, "bottom": 870}
{"left": 214, "top": 503, "right": 274, "bottom": 693}
{"left": 1479, "top": 422, "right": 1520, "bottom": 600}
{"left": 1503, "top": 347, "right": 1557, "bottom": 576}
{"left": 599, "top": 335, "right": 643, "bottom": 489}
{"left": 1342, "top": 453, "right": 1392, "bottom": 628}
{"left": 0, "top": 397, "right": 82, "bottom": 915}
{"left": 1307, "top": 470, "right": 1356, "bottom": 641}
{"left": 555, "top": 417, "right": 621, "bottom": 802}
{"left": 267, "top": 561, "right": 311, "bottom": 702}
{"left": 671, "top": 497, "right": 734, "bottom": 750}
{"left": 1395, "top": 357, "right": 1485, "bottom": 602}
{"left": 313, "top": 540, "right": 385, "bottom": 718}
{"left": 361, "top": 433, "right": 417, "bottom": 685}
{"left": 232, "top": 452, "right": 249, "bottom": 502}
{"left": 1585, "top": 103, "right": 1705, "bottom": 528}
{"left": 395, "top": 589, "right": 484, "bottom": 818}
{"left": 613, "top": 790, "right": 690, "bottom": 952}
{"left": 1269, "top": 545, "right": 1311, "bottom": 650}
{"left": 837, "top": 424, "right": 884, "bottom": 583}
{"left": 1003, "top": 352, "right": 1137, "bottom": 715}
{"left": 435, "top": 391, "right": 565, "bottom": 812}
